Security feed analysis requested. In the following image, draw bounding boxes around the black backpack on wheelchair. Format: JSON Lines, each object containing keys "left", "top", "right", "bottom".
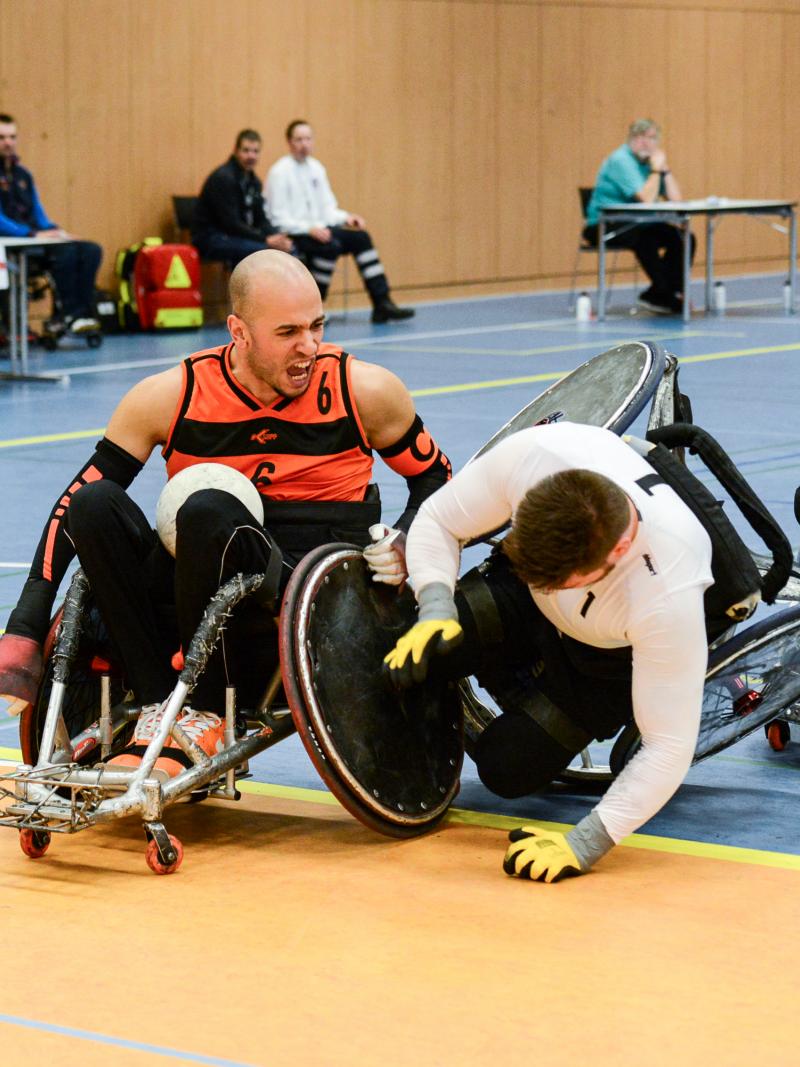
{"left": 637, "top": 423, "right": 793, "bottom": 638}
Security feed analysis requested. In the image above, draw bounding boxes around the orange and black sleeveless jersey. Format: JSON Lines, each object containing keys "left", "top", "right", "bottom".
{"left": 163, "top": 342, "right": 374, "bottom": 501}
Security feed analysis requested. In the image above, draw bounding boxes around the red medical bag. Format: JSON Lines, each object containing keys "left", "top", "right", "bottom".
{"left": 116, "top": 238, "right": 203, "bottom": 330}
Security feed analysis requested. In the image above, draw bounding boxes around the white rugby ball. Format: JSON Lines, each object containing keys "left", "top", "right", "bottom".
{"left": 155, "top": 463, "right": 263, "bottom": 556}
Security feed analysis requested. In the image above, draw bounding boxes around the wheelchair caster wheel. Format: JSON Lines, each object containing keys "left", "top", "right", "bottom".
{"left": 20, "top": 828, "right": 51, "bottom": 859}
{"left": 86, "top": 332, "right": 102, "bottom": 349}
{"left": 766, "top": 720, "right": 790, "bottom": 752}
{"left": 145, "top": 834, "right": 184, "bottom": 875}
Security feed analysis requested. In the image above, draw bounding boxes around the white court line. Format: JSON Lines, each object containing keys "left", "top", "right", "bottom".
{"left": 53, "top": 322, "right": 745, "bottom": 378}
{"left": 0, "top": 562, "right": 32, "bottom": 569}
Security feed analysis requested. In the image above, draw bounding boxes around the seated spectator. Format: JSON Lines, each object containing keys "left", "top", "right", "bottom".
{"left": 192, "top": 129, "right": 294, "bottom": 266}
{"left": 0, "top": 112, "right": 102, "bottom": 332}
{"left": 583, "top": 118, "right": 696, "bottom": 316}
{"left": 266, "top": 120, "right": 414, "bottom": 324}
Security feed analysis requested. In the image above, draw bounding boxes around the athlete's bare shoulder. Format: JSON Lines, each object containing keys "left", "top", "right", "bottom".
{"left": 105, "top": 365, "right": 184, "bottom": 462}
{"left": 349, "top": 358, "right": 415, "bottom": 450}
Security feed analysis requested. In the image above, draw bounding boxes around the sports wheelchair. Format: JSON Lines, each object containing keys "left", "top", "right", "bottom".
{"left": 2, "top": 341, "right": 799, "bottom": 873}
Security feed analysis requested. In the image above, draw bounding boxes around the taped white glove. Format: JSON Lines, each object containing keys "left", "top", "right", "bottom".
{"left": 363, "top": 523, "right": 407, "bottom": 585}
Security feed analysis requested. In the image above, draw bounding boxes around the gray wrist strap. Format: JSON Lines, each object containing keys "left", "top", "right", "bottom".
{"left": 417, "top": 582, "right": 458, "bottom": 622}
{"left": 566, "top": 811, "right": 615, "bottom": 870}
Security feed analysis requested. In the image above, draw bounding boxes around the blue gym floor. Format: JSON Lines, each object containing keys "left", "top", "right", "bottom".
{"left": 2, "top": 271, "right": 799, "bottom": 856}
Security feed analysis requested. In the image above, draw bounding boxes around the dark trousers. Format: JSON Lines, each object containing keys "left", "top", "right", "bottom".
{"left": 67, "top": 482, "right": 288, "bottom": 710}
{"left": 192, "top": 232, "right": 265, "bottom": 268}
{"left": 66, "top": 481, "right": 378, "bottom": 711}
{"left": 440, "top": 551, "right": 635, "bottom": 798}
{"left": 583, "top": 221, "right": 696, "bottom": 298}
{"left": 291, "top": 227, "right": 390, "bottom": 304}
{"left": 42, "top": 240, "right": 103, "bottom": 319}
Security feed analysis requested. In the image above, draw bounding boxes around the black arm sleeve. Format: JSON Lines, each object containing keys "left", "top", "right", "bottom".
{"left": 5, "top": 438, "right": 144, "bottom": 643}
{"left": 377, "top": 415, "right": 452, "bottom": 534}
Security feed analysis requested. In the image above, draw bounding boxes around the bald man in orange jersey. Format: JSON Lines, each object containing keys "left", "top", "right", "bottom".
{"left": 0, "top": 252, "right": 450, "bottom": 762}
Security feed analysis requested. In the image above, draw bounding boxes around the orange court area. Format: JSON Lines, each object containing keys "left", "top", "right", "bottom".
{"left": 0, "top": 782, "right": 797, "bottom": 1067}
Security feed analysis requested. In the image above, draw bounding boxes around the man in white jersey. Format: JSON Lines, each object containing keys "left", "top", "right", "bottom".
{"left": 265, "top": 120, "right": 415, "bottom": 323}
{"left": 384, "top": 422, "right": 713, "bottom": 883}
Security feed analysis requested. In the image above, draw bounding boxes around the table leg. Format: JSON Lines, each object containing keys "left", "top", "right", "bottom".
{"left": 598, "top": 217, "right": 607, "bottom": 321}
{"left": 8, "top": 249, "right": 19, "bottom": 371}
{"left": 682, "top": 219, "right": 691, "bottom": 323}
{"left": 789, "top": 207, "right": 797, "bottom": 314}
{"left": 705, "top": 215, "right": 715, "bottom": 312}
{"left": 19, "top": 251, "right": 29, "bottom": 376}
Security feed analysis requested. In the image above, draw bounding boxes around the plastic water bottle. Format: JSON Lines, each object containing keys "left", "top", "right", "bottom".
{"left": 783, "top": 279, "right": 793, "bottom": 314}
{"left": 713, "top": 280, "right": 726, "bottom": 313}
{"left": 575, "top": 292, "right": 592, "bottom": 322}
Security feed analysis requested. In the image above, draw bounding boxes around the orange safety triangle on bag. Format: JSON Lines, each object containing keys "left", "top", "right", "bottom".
{"left": 164, "top": 253, "right": 192, "bottom": 289}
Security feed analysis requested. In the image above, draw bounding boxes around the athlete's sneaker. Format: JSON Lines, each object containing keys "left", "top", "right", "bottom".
{"left": 108, "top": 705, "right": 225, "bottom": 778}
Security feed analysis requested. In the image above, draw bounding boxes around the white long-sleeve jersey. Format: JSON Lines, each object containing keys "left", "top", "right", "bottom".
{"left": 407, "top": 423, "right": 713, "bottom": 843}
{"left": 265, "top": 155, "right": 349, "bottom": 235}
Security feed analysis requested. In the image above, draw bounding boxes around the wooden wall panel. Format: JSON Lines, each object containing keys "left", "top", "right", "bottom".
{"left": 127, "top": 0, "right": 198, "bottom": 227}
{"left": 246, "top": 1, "right": 308, "bottom": 166}
{"left": 0, "top": 1, "right": 69, "bottom": 223}
{"left": 664, "top": 9, "right": 706, "bottom": 203}
{"left": 188, "top": 5, "right": 254, "bottom": 185}
{"left": 495, "top": 3, "right": 539, "bottom": 279}
{"left": 539, "top": 5, "right": 582, "bottom": 278}
{"left": 64, "top": 0, "right": 133, "bottom": 263}
{"left": 741, "top": 13, "right": 787, "bottom": 264}
{"left": 783, "top": 13, "right": 800, "bottom": 212}
{"left": 451, "top": 1, "right": 497, "bottom": 281}
{"left": 354, "top": 0, "right": 454, "bottom": 288}
{"left": 1, "top": 0, "right": 797, "bottom": 300}
{"left": 305, "top": 0, "right": 357, "bottom": 207}
{"left": 706, "top": 11, "right": 746, "bottom": 264}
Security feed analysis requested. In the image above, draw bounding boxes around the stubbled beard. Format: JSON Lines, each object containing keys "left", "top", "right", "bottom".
{"left": 243, "top": 350, "right": 312, "bottom": 398}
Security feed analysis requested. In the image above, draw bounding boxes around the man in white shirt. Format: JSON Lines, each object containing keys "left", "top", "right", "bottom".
{"left": 266, "top": 120, "right": 414, "bottom": 324}
{"left": 384, "top": 423, "right": 714, "bottom": 883}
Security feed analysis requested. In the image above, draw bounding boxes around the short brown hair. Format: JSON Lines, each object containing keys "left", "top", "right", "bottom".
{"left": 286, "top": 119, "right": 310, "bottom": 141}
{"left": 503, "top": 469, "right": 630, "bottom": 589}
{"left": 235, "top": 128, "right": 261, "bottom": 149}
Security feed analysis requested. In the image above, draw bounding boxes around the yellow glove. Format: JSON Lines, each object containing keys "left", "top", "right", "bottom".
{"left": 383, "top": 618, "right": 463, "bottom": 688}
{"left": 503, "top": 826, "right": 586, "bottom": 883}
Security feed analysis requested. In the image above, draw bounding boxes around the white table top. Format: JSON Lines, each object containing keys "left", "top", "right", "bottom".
{"left": 600, "top": 198, "right": 796, "bottom": 214}
{"left": 0, "top": 234, "right": 73, "bottom": 249}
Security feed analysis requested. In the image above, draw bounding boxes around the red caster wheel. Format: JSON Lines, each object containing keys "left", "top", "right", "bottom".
{"left": 145, "top": 834, "right": 184, "bottom": 875}
{"left": 20, "top": 828, "right": 51, "bottom": 859}
{"left": 766, "top": 720, "right": 791, "bottom": 752}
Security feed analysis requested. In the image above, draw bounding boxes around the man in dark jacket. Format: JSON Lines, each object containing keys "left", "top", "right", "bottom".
{"left": 192, "top": 129, "right": 294, "bottom": 266}
{"left": 0, "top": 112, "right": 102, "bottom": 332}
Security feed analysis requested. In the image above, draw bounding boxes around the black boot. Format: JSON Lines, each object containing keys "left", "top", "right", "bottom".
{"left": 371, "top": 297, "right": 415, "bottom": 324}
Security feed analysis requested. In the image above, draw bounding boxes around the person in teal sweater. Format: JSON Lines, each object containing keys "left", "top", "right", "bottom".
{"left": 584, "top": 119, "right": 695, "bottom": 315}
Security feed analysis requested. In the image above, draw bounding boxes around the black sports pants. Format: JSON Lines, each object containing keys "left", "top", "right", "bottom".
{"left": 440, "top": 551, "right": 635, "bottom": 798}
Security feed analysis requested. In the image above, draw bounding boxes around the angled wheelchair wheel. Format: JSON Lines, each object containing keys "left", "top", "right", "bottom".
{"left": 469, "top": 340, "right": 667, "bottom": 463}
{"left": 19, "top": 600, "right": 131, "bottom": 767}
{"left": 696, "top": 604, "right": 800, "bottom": 763}
{"left": 280, "top": 544, "right": 463, "bottom": 838}
{"left": 557, "top": 607, "right": 800, "bottom": 780}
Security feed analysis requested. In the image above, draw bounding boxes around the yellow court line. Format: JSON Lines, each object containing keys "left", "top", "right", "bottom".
{"left": 679, "top": 341, "right": 800, "bottom": 363}
{"left": 0, "top": 752, "right": 796, "bottom": 870}
{"left": 1, "top": 341, "right": 799, "bottom": 450}
{"left": 237, "top": 779, "right": 800, "bottom": 871}
{"left": 365, "top": 330, "right": 738, "bottom": 359}
{"left": 0, "top": 428, "right": 105, "bottom": 449}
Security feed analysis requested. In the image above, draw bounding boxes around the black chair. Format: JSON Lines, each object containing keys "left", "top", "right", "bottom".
{"left": 172, "top": 195, "right": 198, "bottom": 243}
{"left": 567, "top": 186, "right": 638, "bottom": 312}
